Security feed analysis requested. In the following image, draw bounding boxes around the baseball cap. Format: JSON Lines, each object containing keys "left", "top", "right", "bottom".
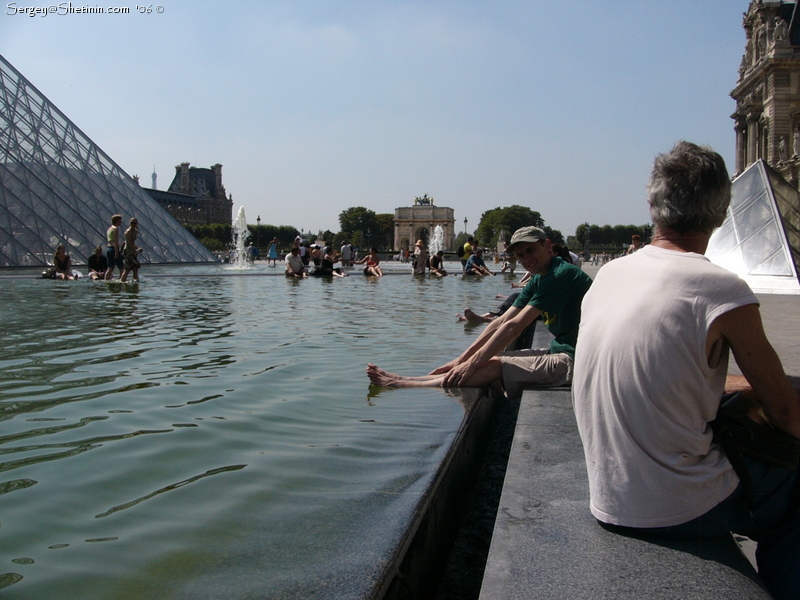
{"left": 507, "top": 226, "right": 547, "bottom": 252}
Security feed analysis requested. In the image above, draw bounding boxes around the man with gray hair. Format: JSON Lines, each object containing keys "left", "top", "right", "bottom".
{"left": 572, "top": 141, "right": 800, "bottom": 600}
{"left": 368, "top": 226, "right": 592, "bottom": 395}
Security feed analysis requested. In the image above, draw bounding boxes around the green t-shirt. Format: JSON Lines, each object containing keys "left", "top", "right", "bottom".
{"left": 511, "top": 257, "right": 592, "bottom": 358}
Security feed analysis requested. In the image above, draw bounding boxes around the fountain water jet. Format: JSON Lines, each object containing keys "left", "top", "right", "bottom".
{"left": 429, "top": 225, "right": 444, "bottom": 255}
{"left": 229, "top": 206, "right": 252, "bottom": 268}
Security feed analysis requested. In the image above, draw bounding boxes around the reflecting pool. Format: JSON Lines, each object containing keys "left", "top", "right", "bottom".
{"left": 0, "top": 262, "right": 518, "bottom": 599}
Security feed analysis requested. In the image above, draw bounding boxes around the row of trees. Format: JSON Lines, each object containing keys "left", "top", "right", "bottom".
{"left": 184, "top": 223, "right": 301, "bottom": 252}
{"left": 573, "top": 223, "right": 652, "bottom": 250}
{"left": 185, "top": 205, "right": 648, "bottom": 255}
{"left": 184, "top": 207, "right": 396, "bottom": 253}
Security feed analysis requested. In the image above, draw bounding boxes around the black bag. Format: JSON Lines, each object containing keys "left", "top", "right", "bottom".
{"left": 712, "top": 392, "right": 800, "bottom": 471}
{"left": 712, "top": 392, "right": 800, "bottom": 521}
{"left": 41, "top": 267, "right": 57, "bottom": 279}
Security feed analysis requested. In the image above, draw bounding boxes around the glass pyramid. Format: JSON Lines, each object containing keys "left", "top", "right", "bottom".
{"left": 0, "top": 54, "right": 217, "bottom": 268}
{"left": 706, "top": 160, "right": 800, "bottom": 294}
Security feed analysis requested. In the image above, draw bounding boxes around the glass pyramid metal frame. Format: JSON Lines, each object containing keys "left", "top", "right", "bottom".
{"left": 0, "top": 54, "right": 217, "bottom": 268}
{"left": 706, "top": 159, "right": 800, "bottom": 294}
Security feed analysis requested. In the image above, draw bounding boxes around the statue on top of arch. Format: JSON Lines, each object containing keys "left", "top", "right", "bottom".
{"left": 414, "top": 194, "right": 435, "bottom": 206}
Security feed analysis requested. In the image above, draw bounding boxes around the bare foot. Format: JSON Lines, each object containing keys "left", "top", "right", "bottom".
{"left": 367, "top": 363, "right": 404, "bottom": 387}
{"left": 367, "top": 364, "right": 441, "bottom": 387}
{"left": 464, "top": 308, "right": 493, "bottom": 324}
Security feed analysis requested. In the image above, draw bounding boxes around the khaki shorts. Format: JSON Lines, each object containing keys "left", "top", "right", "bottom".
{"left": 498, "top": 348, "right": 573, "bottom": 398}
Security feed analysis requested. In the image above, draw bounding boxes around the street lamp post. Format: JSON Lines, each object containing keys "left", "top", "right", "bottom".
{"left": 256, "top": 215, "right": 261, "bottom": 250}
{"left": 464, "top": 217, "right": 468, "bottom": 235}
{"left": 584, "top": 221, "right": 590, "bottom": 258}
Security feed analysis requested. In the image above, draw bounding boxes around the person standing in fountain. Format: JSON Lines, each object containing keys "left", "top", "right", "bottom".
{"left": 267, "top": 237, "right": 279, "bottom": 266}
{"left": 412, "top": 240, "right": 428, "bottom": 275}
{"left": 355, "top": 248, "right": 383, "bottom": 277}
{"left": 246, "top": 242, "right": 259, "bottom": 264}
{"left": 105, "top": 214, "right": 124, "bottom": 280}
{"left": 120, "top": 218, "right": 142, "bottom": 282}
{"left": 460, "top": 236, "right": 475, "bottom": 272}
{"left": 367, "top": 226, "right": 592, "bottom": 396}
{"left": 340, "top": 241, "right": 353, "bottom": 267}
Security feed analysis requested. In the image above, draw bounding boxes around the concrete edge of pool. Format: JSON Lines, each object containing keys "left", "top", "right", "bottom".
{"left": 369, "top": 384, "right": 504, "bottom": 600}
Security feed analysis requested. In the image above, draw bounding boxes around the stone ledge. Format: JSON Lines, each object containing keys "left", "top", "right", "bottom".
{"left": 479, "top": 388, "right": 771, "bottom": 600}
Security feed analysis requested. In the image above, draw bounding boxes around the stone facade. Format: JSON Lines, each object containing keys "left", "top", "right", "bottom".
{"left": 394, "top": 203, "right": 456, "bottom": 251}
{"left": 142, "top": 162, "right": 233, "bottom": 226}
{"left": 731, "top": 1, "right": 800, "bottom": 184}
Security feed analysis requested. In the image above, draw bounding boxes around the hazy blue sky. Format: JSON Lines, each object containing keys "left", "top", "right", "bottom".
{"left": 2, "top": 0, "right": 750, "bottom": 238}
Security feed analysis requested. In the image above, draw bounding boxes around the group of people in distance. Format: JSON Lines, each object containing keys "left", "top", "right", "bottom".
{"left": 284, "top": 243, "right": 382, "bottom": 278}
{"left": 44, "top": 214, "right": 141, "bottom": 281}
{"left": 368, "top": 140, "right": 800, "bottom": 600}
{"left": 104, "top": 215, "right": 142, "bottom": 281}
{"left": 282, "top": 232, "right": 537, "bottom": 279}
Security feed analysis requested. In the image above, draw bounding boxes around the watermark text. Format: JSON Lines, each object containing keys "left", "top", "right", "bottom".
{"left": 6, "top": 2, "right": 165, "bottom": 16}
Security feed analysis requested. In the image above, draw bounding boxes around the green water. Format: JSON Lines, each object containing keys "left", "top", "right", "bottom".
{"left": 0, "top": 263, "right": 518, "bottom": 599}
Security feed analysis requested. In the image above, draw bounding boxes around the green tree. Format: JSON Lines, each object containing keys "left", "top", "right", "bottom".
{"left": 339, "top": 206, "right": 380, "bottom": 249}
{"left": 475, "top": 205, "right": 545, "bottom": 247}
{"left": 184, "top": 223, "right": 232, "bottom": 248}
{"left": 543, "top": 226, "right": 564, "bottom": 244}
{"left": 375, "top": 213, "right": 395, "bottom": 250}
{"left": 453, "top": 231, "right": 468, "bottom": 253}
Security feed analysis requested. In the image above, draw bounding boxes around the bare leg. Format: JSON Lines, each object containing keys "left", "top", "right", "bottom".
{"left": 367, "top": 360, "right": 502, "bottom": 388}
{"left": 367, "top": 364, "right": 441, "bottom": 384}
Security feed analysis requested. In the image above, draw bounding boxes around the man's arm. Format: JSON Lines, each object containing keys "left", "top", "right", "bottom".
{"left": 429, "top": 306, "right": 522, "bottom": 374}
{"left": 712, "top": 304, "right": 800, "bottom": 437}
{"left": 441, "top": 304, "right": 542, "bottom": 387}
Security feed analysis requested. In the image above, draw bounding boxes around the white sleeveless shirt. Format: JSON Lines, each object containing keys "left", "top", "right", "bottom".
{"left": 572, "top": 245, "right": 758, "bottom": 527}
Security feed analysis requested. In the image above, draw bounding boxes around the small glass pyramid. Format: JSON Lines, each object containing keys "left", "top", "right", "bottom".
{"left": 0, "top": 54, "right": 217, "bottom": 268}
{"left": 706, "top": 160, "right": 800, "bottom": 294}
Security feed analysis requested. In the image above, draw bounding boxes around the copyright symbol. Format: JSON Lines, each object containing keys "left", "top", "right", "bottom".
{"left": 156, "top": 5, "right": 164, "bottom": 12}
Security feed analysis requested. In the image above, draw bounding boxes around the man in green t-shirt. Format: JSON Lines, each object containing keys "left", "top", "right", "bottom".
{"left": 367, "top": 226, "right": 592, "bottom": 396}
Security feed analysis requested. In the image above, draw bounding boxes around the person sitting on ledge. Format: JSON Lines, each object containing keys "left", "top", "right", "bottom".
{"left": 310, "top": 247, "right": 348, "bottom": 278}
{"left": 53, "top": 244, "right": 76, "bottom": 280}
{"left": 458, "top": 273, "right": 534, "bottom": 323}
{"left": 284, "top": 246, "right": 307, "bottom": 278}
{"left": 354, "top": 247, "right": 383, "bottom": 277}
{"left": 367, "top": 226, "right": 592, "bottom": 396}
{"left": 87, "top": 245, "right": 108, "bottom": 280}
{"left": 429, "top": 250, "right": 448, "bottom": 277}
{"left": 572, "top": 141, "right": 800, "bottom": 600}
{"left": 464, "top": 247, "right": 493, "bottom": 276}
{"left": 457, "top": 295, "right": 519, "bottom": 324}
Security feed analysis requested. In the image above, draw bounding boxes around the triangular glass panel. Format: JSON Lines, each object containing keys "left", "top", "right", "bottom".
{"left": 707, "top": 160, "right": 800, "bottom": 293}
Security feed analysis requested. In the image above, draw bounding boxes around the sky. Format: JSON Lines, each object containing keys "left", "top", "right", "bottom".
{"left": 1, "top": 0, "right": 751, "bottom": 239}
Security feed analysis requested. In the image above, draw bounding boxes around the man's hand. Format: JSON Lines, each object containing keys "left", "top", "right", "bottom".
{"left": 442, "top": 360, "right": 477, "bottom": 388}
{"left": 429, "top": 361, "right": 455, "bottom": 376}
